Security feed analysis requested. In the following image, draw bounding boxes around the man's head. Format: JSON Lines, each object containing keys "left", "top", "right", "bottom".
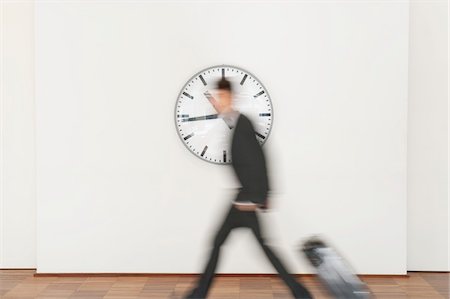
{"left": 211, "top": 78, "right": 233, "bottom": 114}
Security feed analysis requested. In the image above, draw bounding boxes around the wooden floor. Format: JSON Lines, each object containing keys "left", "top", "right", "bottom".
{"left": 0, "top": 270, "right": 448, "bottom": 298}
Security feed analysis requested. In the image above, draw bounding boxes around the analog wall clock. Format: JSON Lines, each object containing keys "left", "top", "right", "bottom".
{"left": 175, "top": 65, "right": 273, "bottom": 164}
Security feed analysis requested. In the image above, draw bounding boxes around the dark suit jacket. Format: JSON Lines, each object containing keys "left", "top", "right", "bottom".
{"left": 231, "top": 113, "right": 270, "bottom": 206}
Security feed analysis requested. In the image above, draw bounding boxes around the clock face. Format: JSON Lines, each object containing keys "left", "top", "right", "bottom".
{"left": 175, "top": 65, "right": 273, "bottom": 164}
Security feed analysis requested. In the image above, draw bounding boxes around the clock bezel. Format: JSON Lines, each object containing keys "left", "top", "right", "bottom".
{"left": 174, "top": 64, "right": 274, "bottom": 165}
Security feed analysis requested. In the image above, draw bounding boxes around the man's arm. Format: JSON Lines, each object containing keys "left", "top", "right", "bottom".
{"left": 232, "top": 115, "right": 270, "bottom": 211}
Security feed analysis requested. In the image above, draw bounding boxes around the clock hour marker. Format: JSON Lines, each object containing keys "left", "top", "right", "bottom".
{"left": 259, "top": 113, "right": 271, "bottom": 117}
{"left": 177, "top": 114, "right": 189, "bottom": 118}
{"left": 240, "top": 74, "right": 248, "bottom": 85}
{"left": 201, "top": 145, "right": 208, "bottom": 157}
{"left": 183, "top": 92, "right": 193, "bottom": 99}
{"left": 254, "top": 90, "right": 265, "bottom": 98}
{"left": 183, "top": 132, "right": 194, "bottom": 140}
{"left": 223, "top": 150, "right": 227, "bottom": 162}
{"left": 255, "top": 132, "right": 266, "bottom": 139}
{"left": 221, "top": 68, "right": 225, "bottom": 78}
{"left": 199, "top": 75, "right": 207, "bottom": 86}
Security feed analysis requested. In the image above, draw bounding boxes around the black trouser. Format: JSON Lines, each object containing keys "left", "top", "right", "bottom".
{"left": 186, "top": 205, "right": 313, "bottom": 299}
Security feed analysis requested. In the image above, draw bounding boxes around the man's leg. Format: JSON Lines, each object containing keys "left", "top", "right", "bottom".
{"left": 247, "top": 212, "right": 314, "bottom": 299}
{"left": 185, "top": 205, "right": 237, "bottom": 299}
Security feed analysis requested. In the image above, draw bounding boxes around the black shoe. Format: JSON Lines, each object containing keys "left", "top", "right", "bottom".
{"left": 293, "top": 289, "right": 314, "bottom": 299}
{"left": 184, "top": 294, "right": 204, "bottom": 299}
{"left": 183, "top": 288, "right": 205, "bottom": 299}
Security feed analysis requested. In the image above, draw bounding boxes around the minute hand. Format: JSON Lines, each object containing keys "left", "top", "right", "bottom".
{"left": 181, "top": 114, "right": 219, "bottom": 122}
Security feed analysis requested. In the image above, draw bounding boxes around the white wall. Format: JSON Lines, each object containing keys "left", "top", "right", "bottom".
{"left": 35, "top": 1, "right": 408, "bottom": 274}
{"left": 0, "top": 1, "right": 36, "bottom": 268}
{"left": 3, "top": 0, "right": 447, "bottom": 274}
{"left": 407, "top": 0, "right": 449, "bottom": 271}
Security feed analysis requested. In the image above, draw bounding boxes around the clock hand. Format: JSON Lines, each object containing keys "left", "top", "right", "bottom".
{"left": 203, "top": 91, "right": 233, "bottom": 130}
{"left": 181, "top": 114, "right": 219, "bottom": 122}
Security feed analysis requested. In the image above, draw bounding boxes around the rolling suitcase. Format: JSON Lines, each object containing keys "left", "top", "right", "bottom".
{"left": 301, "top": 235, "right": 372, "bottom": 299}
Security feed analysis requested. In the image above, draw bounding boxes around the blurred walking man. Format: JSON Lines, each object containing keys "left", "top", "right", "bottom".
{"left": 184, "top": 78, "right": 313, "bottom": 299}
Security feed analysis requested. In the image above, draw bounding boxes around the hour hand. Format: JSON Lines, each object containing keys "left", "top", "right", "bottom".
{"left": 181, "top": 114, "right": 218, "bottom": 122}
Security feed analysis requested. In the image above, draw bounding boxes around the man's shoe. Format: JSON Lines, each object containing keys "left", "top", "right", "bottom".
{"left": 183, "top": 288, "right": 204, "bottom": 299}
{"left": 293, "top": 289, "right": 314, "bottom": 299}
